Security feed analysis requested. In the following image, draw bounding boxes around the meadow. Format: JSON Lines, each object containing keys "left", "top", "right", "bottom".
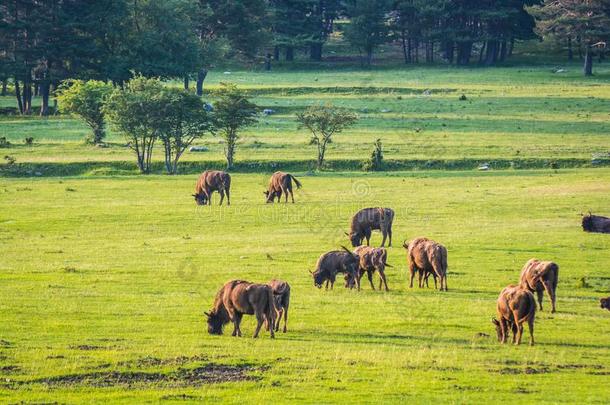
{"left": 1, "top": 61, "right": 610, "bottom": 403}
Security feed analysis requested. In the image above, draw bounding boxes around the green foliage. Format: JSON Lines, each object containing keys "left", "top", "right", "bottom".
{"left": 154, "top": 89, "right": 213, "bottom": 174}
{"left": 363, "top": 138, "right": 384, "bottom": 171}
{"left": 213, "top": 83, "right": 258, "bottom": 169}
{"left": 343, "top": 0, "right": 392, "bottom": 65}
{"left": 104, "top": 76, "right": 165, "bottom": 173}
{"left": 296, "top": 103, "right": 357, "bottom": 169}
{"left": 57, "top": 80, "right": 113, "bottom": 144}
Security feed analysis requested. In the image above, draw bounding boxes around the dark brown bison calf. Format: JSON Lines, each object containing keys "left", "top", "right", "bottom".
{"left": 404, "top": 237, "right": 448, "bottom": 291}
{"left": 601, "top": 297, "right": 610, "bottom": 311}
{"left": 347, "top": 207, "right": 394, "bottom": 247}
{"left": 268, "top": 279, "right": 290, "bottom": 333}
{"left": 519, "top": 258, "right": 559, "bottom": 313}
{"left": 193, "top": 170, "right": 231, "bottom": 206}
{"left": 310, "top": 248, "right": 360, "bottom": 290}
{"left": 204, "top": 280, "right": 275, "bottom": 338}
{"left": 352, "top": 246, "right": 391, "bottom": 291}
{"left": 264, "top": 171, "right": 302, "bottom": 203}
{"left": 492, "top": 285, "right": 537, "bottom": 346}
{"left": 582, "top": 213, "right": 610, "bottom": 234}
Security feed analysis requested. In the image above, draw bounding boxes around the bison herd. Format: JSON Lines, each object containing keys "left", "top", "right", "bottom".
{"left": 197, "top": 170, "right": 609, "bottom": 342}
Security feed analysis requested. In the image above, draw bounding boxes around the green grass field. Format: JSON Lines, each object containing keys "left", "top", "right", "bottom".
{"left": 1, "top": 61, "right": 610, "bottom": 403}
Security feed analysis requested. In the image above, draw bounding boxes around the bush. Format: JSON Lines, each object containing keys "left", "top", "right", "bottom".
{"left": 0, "top": 137, "right": 11, "bottom": 148}
{"left": 363, "top": 138, "right": 384, "bottom": 171}
{"left": 57, "top": 80, "right": 113, "bottom": 144}
{"left": 24, "top": 137, "right": 34, "bottom": 146}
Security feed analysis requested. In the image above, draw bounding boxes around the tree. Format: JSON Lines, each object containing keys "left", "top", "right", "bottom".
{"left": 155, "top": 89, "right": 213, "bottom": 174}
{"left": 57, "top": 80, "right": 113, "bottom": 144}
{"left": 104, "top": 77, "right": 165, "bottom": 174}
{"left": 534, "top": 0, "right": 610, "bottom": 76}
{"left": 296, "top": 104, "right": 357, "bottom": 169}
{"left": 363, "top": 138, "right": 384, "bottom": 171}
{"left": 213, "top": 83, "right": 258, "bottom": 170}
{"left": 343, "top": 0, "right": 392, "bottom": 65}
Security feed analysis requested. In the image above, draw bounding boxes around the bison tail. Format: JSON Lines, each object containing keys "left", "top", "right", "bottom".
{"left": 266, "top": 287, "right": 277, "bottom": 328}
{"left": 290, "top": 174, "right": 302, "bottom": 189}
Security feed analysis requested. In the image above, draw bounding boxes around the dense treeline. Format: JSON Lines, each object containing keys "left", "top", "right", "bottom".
{"left": 1, "top": 0, "right": 609, "bottom": 115}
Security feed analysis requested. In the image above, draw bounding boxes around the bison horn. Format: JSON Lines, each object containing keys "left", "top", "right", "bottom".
{"left": 204, "top": 311, "right": 210, "bottom": 317}
{"left": 384, "top": 262, "right": 393, "bottom": 268}
{"left": 308, "top": 269, "right": 313, "bottom": 275}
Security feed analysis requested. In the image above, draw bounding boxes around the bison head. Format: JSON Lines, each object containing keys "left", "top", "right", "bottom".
{"left": 347, "top": 232, "right": 363, "bottom": 247}
{"left": 582, "top": 214, "right": 594, "bottom": 232}
{"left": 601, "top": 298, "right": 610, "bottom": 311}
{"left": 204, "top": 311, "right": 224, "bottom": 335}
{"left": 310, "top": 270, "right": 325, "bottom": 289}
{"left": 193, "top": 193, "right": 208, "bottom": 206}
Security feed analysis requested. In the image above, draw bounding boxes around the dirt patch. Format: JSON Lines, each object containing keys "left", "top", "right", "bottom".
{"left": 558, "top": 363, "right": 603, "bottom": 370}
{"left": 0, "top": 365, "right": 21, "bottom": 374}
{"left": 0, "top": 339, "right": 12, "bottom": 348}
{"left": 587, "top": 371, "right": 610, "bottom": 376}
{"left": 69, "top": 344, "right": 112, "bottom": 351}
{"left": 117, "top": 355, "right": 208, "bottom": 368}
{"left": 24, "top": 363, "right": 263, "bottom": 388}
{"left": 496, "top": 366, "right": 551, "bottom": 375}
{"left": 160, "top": 394, "right": 203, "bottom": 401}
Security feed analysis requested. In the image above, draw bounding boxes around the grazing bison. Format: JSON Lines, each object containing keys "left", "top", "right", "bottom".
{"left": 347, "top": 207, "right": 394, "bottom": 247}
{"left": 310, "top": 248, "right": 360, "bottom": 290}
{"left": 519, "top": 259, "right": 559, "bottom": 313}
{"left": 601, "top": 297, "right": 610, "bottom": 311}
{"left": 492, "top": 284, "right": 538, "bottom": 345}
{"left": 403, "top": 237, "right": 448, "bottom": 291}
{"left": 268, "top": 279, "right": 290, "bottom": 333}
{"left": 204, "top": 280, "right": 275, "bottom": 338}
{"left": 193, "top": 170, "right": 231, "bottom": 206}
{"left": 264, "top": 171, "right": 302, "bottom": 203}
{"left": 582, "top": 213, "right": 610, "bottom": 234}
{"left": 352, "top": 246, "right": 391, "bottom": 291}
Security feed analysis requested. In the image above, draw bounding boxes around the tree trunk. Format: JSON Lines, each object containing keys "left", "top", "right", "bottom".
{"left": 15, "top": 79, "right": 24, "bottom": 114}
{"left": 499, "top": 41, "right": 507, "bottom": 62}
{"left": 485, "top": 40, "right": 497, "bottom": 66}
{"left": 285, "top": 47, "right": 294, "bottom": 61}
{"left": 365, "top": 48, "right": 373, "bottom": 66}
{"left": 196, "top": 68, "right": 207, "bottom": 97}
{"left": 183, "top": 75, "right": 189, "bottom": 90}
{"left": 39, "top": 80, "right": 50, "bottom": 116}
{"left": 567, "top": 37, "right": 573, "bottom": 61}
{"left": 507, "top": 38, "right": 514, "bottom": 57}
{"left": 577, "top": 36, "right": 582, "bottom": 60}
{"left": 430, "top": 42, "right": 434, "bottom": 63}
{"left": 225, "top": 134, "right": 236, "bottom": 169}
{"left": 401, "top": 32, "right": 409, "bottom": 64}
{"left": 584, "top": 47, "right": 593, "bottom": 76}
{"left": 265, "top": 53, "right": 272, "bottom": 71}
{"left": 444, "top": 41, "right": 454, "bottom": 64}
{"left": 274, "top": 46, "right": 280, "bottom": 61}
{"left": 310, "top": 42, "right": 323, "bottom": 61}
{"left": 414, "top": 40, "right": 419, "bottom": 63}
{"left": 23, "top": 80, "right": 32, "bottom": 115}
{"left": 478, "top": 42, "right": 486, "bottom": 65}
{"left": 457, "top": 42, "right": 472, "bottom": 65}
{"left": 1, "top": 78, "right": 7, "bottom": 96}
{"left": 317, "top": 143, "right": 326, "bottom": 170}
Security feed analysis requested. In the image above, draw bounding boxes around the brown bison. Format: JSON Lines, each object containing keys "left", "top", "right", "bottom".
{"left": 268, "top": 279, "right": 290, "bottom": 333}
{"left": 582, "top": 213, "right": 610, "bottom": 234}
{"left": 492, "top": 285, "right": 538, "bottom": 345}
{"left": 403, "top": 237, "right": 448, "bottom": 291}
{"left": 519, "top": 259, "right": 559, "bottom": 313}
{"left": 264, "top": 171, "right": 302, "bottom": 203}
{"left": 352, "top": 246, "right": 391, "bottom": 291}
{"left": 193, "top": 170, "right": 231, "bottom": 206}
{"left": 347, "top": 207, "right": 394, "bottom": 247}
{"left": 601, "top": 297, "right": 610, "bottom": 311}
{"left": 310, "top": 248, "right": 360, "bottom": 290}
{"left": 204, "top": 280, "right": 275, "bottom": 338}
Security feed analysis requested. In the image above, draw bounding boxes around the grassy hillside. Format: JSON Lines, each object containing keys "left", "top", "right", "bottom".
{"left": 1, "top": 64, "right": 609, "bottom": 172}
{"left": 0, "top": 170, "right": 609, "bottom": 403}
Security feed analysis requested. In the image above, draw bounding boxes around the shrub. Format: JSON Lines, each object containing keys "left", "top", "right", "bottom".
{"left": 57, "top": 80, "right": 113, "bottom": 144}
{"left": 363, "top": 138, "right": 384, "bottom": 171}
{"left": 0, "top": 137, "right": 10, "bottom": 148}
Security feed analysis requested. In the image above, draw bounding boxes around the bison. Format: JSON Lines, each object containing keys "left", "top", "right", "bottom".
{"left": 347, "top": 207, "right": 394, "bottom": 247}
{"left": 352, "top": 246, "right": 391, "bottom": 291}
{"left": 519, "top": 259, "right": 559, "bottom": 313}
{"left": 492, "top": 284, "right": 538, "bottom": 345}
{"left": 264, "top": 171, "right": 302, "bottom": 203}
{"left": 601, "top": 297, "right": 610, "bottom": 311}
{"left": 204, "top": 280, "right": 275, "bottom": 338}
{"left": 268, "top": 279, "right": 290, "bottom": 333}
{"left": 193, "top": 170, "right": 231, "bottom": 206}
{"left": 403, "top": 237, "right": 448, "bottom": 291}
{"left": 310, "top": 248, "right": 360, "bottom": 290}
{"left": 582, "top": 213, "right": 610, "bottom": 234}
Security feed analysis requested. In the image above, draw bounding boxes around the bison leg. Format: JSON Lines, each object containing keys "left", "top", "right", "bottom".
{"left": 409, "top": 264, "right": 416, "bottom": 288}
{"left": 378, "top": 268, "right": 389, "bottom": 291}
{"left": 499, "top": 318, "right": 509, "bottom": 344}
{"left": 282, "top": 303, "right": 288, "bottom": 333}
{"left": 387, "top": 226, "right": 392, "bottom": 247}
{"left": 527, "top": 317, "right": 535, "bottom": 346}
{"left": 380, "top": 231, "right": 387, "bottom": 247}
{"left": 366, "top": 270, "right": 375, "bottom": 290}
{"left": 274, "top": 308, "right": 283, "bottom": 332}
{"left": 219, "top": 189, "right": 225, "bottom": 205}
{"left": 232, "top": 313, "right": 243, "bottom": 337}
{"left": 253, "top": 312, "right": 264, "bottom": 338}
{"left": 288, "top": 185, "right": 295, "bottom": 203}
{"left": 542, "top": 281, "right": 556, "bottom": 313}
{"left": 536, "top": 286, "right": 544, "bottom": 311}
{"left": 225, "top": 187, "right": 230, "bottom": 206}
